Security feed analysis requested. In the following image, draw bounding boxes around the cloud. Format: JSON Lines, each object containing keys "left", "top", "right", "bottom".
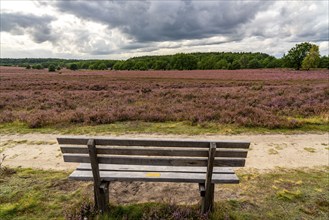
{"left": 54, "top": 0, "right": 273, "bottom": 43}
{"left": 1, "top": 1, "right": 328, "bottom": 58}
{"left": 244, "top": 2, "right": 328, "bottom": 43}
{"left": 1, "top": 12, "right": 57, "bottom": 43}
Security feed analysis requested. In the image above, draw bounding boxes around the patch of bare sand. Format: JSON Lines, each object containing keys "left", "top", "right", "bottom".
{"left": 1, "top": 133, "right": 328, "bottom": 204}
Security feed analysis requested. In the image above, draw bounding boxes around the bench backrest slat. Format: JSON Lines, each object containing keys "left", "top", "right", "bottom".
{"left": 57, "top": 138, "right": 250, "bottom": 149}
{"left": 60, "top": 146, "right": 248, "bottom": 158}
{"left": 63, "top": 154, "right": 246, "bottom": 167}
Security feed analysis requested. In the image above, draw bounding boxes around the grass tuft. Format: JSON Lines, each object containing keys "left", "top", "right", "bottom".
{"left": 304, "top": 147, "right": 316, "bottom": 153}
{"left": 276, "top": 189, "right": 303, "bottom": 201}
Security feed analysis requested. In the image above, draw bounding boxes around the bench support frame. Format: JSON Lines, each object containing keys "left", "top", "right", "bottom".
{"left": 201, "top": 142, "right": 216, "bottom": 213}
{"left": 88, "top": 139, "right": 109, "bottom": 214}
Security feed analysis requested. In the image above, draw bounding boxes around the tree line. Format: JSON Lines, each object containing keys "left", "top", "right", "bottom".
{"left": 1, "top": 42, "right": 328, "bottom": 71}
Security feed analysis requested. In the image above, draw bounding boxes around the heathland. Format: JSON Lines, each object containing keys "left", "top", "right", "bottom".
{"left": 0, "top": 67, "right": 328, "bottom": 133}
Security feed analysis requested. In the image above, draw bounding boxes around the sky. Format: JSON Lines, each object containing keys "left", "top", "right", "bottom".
{"left": 1, "top": 0, "right": 328, "bottom": 60}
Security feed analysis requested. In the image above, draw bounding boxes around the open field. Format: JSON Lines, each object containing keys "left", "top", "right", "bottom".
{"left": 1, "top": 67, "right": 328, "bottom": 131}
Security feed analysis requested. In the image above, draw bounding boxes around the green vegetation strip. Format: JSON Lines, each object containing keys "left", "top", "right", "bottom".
{"left": 0, "top": 167, "right": 328, "bottom": 220}
{"left": 0, "top": 120, "right": 328, "bottom": 136}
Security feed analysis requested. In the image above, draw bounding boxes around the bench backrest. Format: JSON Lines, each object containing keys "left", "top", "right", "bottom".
{"left": 58, "top": 137, "right": 249, "bottom": 167}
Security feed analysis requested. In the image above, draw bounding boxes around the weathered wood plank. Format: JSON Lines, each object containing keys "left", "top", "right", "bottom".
{"left": 63, "top": 154, "right": 246, "bottom": 167}
{"left": 57, "top": 137, "right": 250, "bottom": 149}
{"left": 69, "top": 170, "right": 239, "bottom": 183}
{"left": 100, "top": 181, "right": 110, "bottom": 213}
{"left": 87, "top": 139, "right": 108, "bottom": 213}
{"left": 202, "top": 142, "right": 216, "bottom": 213}
{"left": 77, "top": 164, "right": 235, "bottom": 174}
{"left": 60, "top": 146, "right": 248, "bottom": 158}
{"left": 58, "top": 137, "right": 209, "bottom": 147}
{"left": 87, "top": 140, "right": 102, "bottom": 210}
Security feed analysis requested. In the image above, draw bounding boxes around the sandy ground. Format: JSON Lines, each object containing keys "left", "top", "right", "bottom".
{"left": 1, "top": 133, "right": 328, "bottom": 204}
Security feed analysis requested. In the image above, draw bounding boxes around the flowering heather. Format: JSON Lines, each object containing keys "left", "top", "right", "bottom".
{"left": 0, "top": 67, "right": 328, "bottom": 128}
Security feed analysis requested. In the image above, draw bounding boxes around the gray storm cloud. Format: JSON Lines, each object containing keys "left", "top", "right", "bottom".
{"left": 1, "top": 13, "right": 56, "bottom": 43}
{"left": 54, "top": 0, "right": 273, "bottom": 43}
{"left": 1, "top": 0, "right": 328, "bottom": 58}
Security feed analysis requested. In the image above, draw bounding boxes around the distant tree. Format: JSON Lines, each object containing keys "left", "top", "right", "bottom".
{"left": 26, "top": 65, "right": 31, "bottom": 69}
{"left": 97, "top": 63, "right": 107, "bottom": 70}
{"left": 69, "top": 63, "right": 78, "bottom": 71}
{"left": 81, "top": 62, "right": 90, "bottom": 69}
{"left": 230, "top": 60, "right": 241, "bottom": 70}
{"left": 266, "top": 58, "right": 282, "bottom": 68}
{"left": 48, "top": 64, "right": 56, "bottom": 72}
{"left": 239, "top": 54, "right": 249, "bottom": 69}
{"left": 215, "top": 59, "right": 228, "bottom": 69}
{"left": 319, "top": 56, "right": 329, "bottom": 69}
{"left": 198, "top": 56, "right": 217, "bottom": 69}
{"left": 301, "top": 45, "right": 320, "bottom": 70}
{"left": 248, "top": 58, "right": 262, "bottom": 69}
{"left": 88, "top": 64, "right": 96, "bottom": 70}
{"left": 133, "top": 62, "right": 147, "bottom": 71}
{"left": 262, "top": 57, "right": 275, "bottom": 67}
{"left": 172, "top": 54, "right": 198, "bottom": 70}
{"left": 122, "top": 60, "right": 134, "bottom": 70}
{"left": 113, "top": 61, "right": 124, "bottom": 70}
{"left": 283, "top": 42, "right": 314, "bottom": 70}
{"left": 32, "top": 64, "right": 43, "bottom": 70}
{"left": 153, "top": 60, "right": 168, "bottom": 70}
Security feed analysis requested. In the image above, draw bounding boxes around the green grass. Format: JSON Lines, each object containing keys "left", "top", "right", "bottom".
{"left": 0, "top": 168, "right": 88, "bottom": 220}
{"left": 0, "top": 167, "right": 328, "bottom": 219}
{"left": 304, "top": 147, "right": 317, "bottom": 153}
{"left": 211, "top": 167, "right": 329, "bottom": 219}
{"left": 0, "top": 120, "right": 328, "bottom": 136}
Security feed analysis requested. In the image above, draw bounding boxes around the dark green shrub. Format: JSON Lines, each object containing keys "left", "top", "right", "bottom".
{"left": 48, "top": 64, "right": 56, "bottom": 72}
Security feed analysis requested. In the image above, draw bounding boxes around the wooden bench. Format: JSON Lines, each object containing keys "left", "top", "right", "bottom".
{"left": 58, "top": 137, "right": 250, "bottom": 214}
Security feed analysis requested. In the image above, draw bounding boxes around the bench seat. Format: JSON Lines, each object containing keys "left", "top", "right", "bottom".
{"left": 70, "top": 164, "right": 239, "bottom": 183}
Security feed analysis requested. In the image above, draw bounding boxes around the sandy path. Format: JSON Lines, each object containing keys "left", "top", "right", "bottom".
{"left": 1, "top": 133, "right": 328, "bottom": 204}
{"left": 1, "top": 133, "right": 328, "bottom": 171}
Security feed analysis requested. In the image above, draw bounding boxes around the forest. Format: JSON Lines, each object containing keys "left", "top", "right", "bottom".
{"left": 1, "top": 47, "right": 328, "bottom": 71}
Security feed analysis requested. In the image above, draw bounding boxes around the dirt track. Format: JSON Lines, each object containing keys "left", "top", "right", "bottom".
{"left": 1, "top": 133, "right": 328, "bottom": 171}
{"left": 1, "top": 133, "right": 328, "bottom": 204}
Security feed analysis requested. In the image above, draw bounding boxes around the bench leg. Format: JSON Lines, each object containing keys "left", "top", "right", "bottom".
{"left": 201, "top": 183, "right": 214, "bottom": 214}
{"left": 199, "top": 183, "right": 205, "bottom": 197}
{"left": 94, "top": 181, "right": 110, "bottom": 214}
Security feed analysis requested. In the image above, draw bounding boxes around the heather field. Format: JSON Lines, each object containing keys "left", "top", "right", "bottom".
{"left": 0, "top": 67, "right": 328, "bottom": 131}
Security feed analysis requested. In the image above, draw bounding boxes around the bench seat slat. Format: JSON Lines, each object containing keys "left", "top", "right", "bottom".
{"left": 57, "top": 138, "right": 250, "bottom": 149}
{"left": 61, "top": 146, "right": 248, "bottom": 158}
{"left": 77, "top": 163, "right": 236, "bottom": 174}
{"left": 64, "top": 154, "right": 245, "bottom": 167}
{"left": 69, "top": 170, "right": 239, "bottom": 184}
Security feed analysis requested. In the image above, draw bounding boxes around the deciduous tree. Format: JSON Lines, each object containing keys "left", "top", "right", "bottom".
{"left": 301, "top": 45, "right": 320, "bottom": 70}
{"left": 283, "top": 42, "right": 313, "bottom": 70}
